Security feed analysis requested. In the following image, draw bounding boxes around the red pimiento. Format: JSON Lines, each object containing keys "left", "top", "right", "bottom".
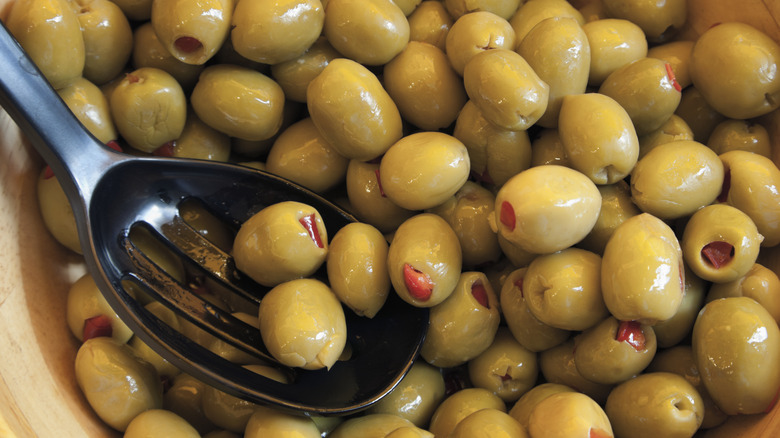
{"left": 701, "top": 241, "right": 735, "bottom": 268}
{"left": 403, "top": 263, "right": 433, "bottom": 301}
{"left": 717, "top": 168, "right": 731, "bottom": 203}
{"left": 43, "top": 165, "right": 55, "bottom": 179}
{"left": 153, "top": 141, "right": 176, "bottom": 157}
{"left": 374, "top": 169, "right": 387, "bottom": 197}
{"left": 299, "top": 213, "right": 324, "bottom": 248}
{"left": 616, "top": 320, "right": 646, "bottom": 351}
{"left": 500, "top": 200, "right": 516, "bottom": 231}
{"left": 106, "top": 140, "right": 123, "bottom": 152}
{"left": 174, "top": 36, "right": 203, "bottom": 53}
{"left": 589, "top": 427, "right": 613, "bottom": 438}
{"left": 471, "top": 280, "right": 490, "bottom": 308}
{"left": 126, "top": 73, "right": 140, "bottom": 84}
{"left": 514, "top": 278, "right": 524, "bottom": 298}
{"left": 82, "top": 314, "right": 113, "bottom": 342}
{"left": 665, "top": 62, "right": 682, "bottom": 92}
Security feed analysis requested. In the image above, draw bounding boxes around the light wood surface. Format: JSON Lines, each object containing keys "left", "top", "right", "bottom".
{"left": 0, "top": 0, "right": 779, "bottom": 437}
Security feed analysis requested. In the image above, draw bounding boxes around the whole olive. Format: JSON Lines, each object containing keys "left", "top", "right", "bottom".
{"left": 75, "top": 0, "right": 133, "bottom": 85}
{"left": 270, "top": 37, "right": 340, "bottom": 104}
{"left": 601, "top": 0, "right": 687, "bottom": 42}
{"left": 582, "top": 18, "right": 647, "bottom": 86}
{"left": 445, "top": 10, "right": 516, "bottom": 76}
{"left": 152, "top": 0, "right": 233, "bottom": 65}
{"left": 527, "top": 391, "right": 613, "bottom": 438}
{"left": 407, "top": 0, "right": 452, "bottom": 51}
{"left": 368, "top": 360, "right": 446, "bottom": 427}
{"left": 468, "top": 327, "right": 538, "bottom": 403}
{"left": 509, "top": 0, "right": 584, "bottom": 44}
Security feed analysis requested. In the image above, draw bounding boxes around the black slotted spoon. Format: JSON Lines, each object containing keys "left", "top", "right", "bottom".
{"left": 0, "top": 22, "right": 428, "bottom": 415}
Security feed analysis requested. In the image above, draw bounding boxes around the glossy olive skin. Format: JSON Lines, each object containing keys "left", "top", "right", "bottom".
{"left": 638, "top": 114, "right": 694, "bottom": 159}
{"left": 6, "top": 0, "right": 84, "bottom": 90}
{"left": 693, "top": 296, "right": 780, "bottom": 415}
{"left": 445, "top": 10, "right": 516, "bottom": 76}
{"left": 452, "top": 100, "right": 532, "bottom": 189}
{"left": 37, "top": 171, "right": 82, "bottom": 254}
{"left": 124, "top": 409, "right": 200, "bottom": 438}
{"left": 524, "top": 248, "right": 608, "bottom": 331}
{"left": 719, "top": 150, "right": 780, "bottom": 246}
{"left": 328, "top": 413, "right": 425, "bottom": 438}
{"left": 132, "top": 22, "right": 205, "bottom": 91}
{"left": 323, "top": 0, "right": 409, "bottom": 66}
{"left": 508, "top": 383, "right": 575, "bottom": 429}
{"left": 57, "top": 77, "right": 117, "bottom": 144}
{"left": 690, "top": 22, "right": 780, "bottom": 119}
{"left": 602, "top": 0, "right": 687, "bottom": 42}
{"left": 682, "top": 204, "right": 763, "bottom": 283}
{"left": 191, "top": 64, "right": 285, "bottom": 142}
{"left": 601, "top": 213, "right": 685, "bottom": 324}
{"left": 327, "top": 222, "right": 391, "bottom": 318}
{"left": 75, "top": 0, "right": 133, "bottom": 85}
{"left": 383, "top": 41, "right": 467, "bottom": 131}
{"left": 468, "top": 328, "right": 538, "bottom": 403}
{"left": 427, "top": 181, "right": 502, "bottom": 268}
{"left": 266, "top": 117, "right": 349, "bottom": 194}
{"left": 244, "top": 405, "right": 321, "bottom": 438}
{"left": 163, "top": 373, "right": 216, "bottom": 434}
{"left": 232, "top": 0, "right": 323, "bottom": 65}
{"left": 407, "top": 0, "right": 453, "bottom": 51}
{"left": 574, "top": 316, "right": 657, "bottom": 385}
{"left": 508, "top": 0, "right": 584, "bottom": 44}
{"left": 653, "top": 265, "right": 707, "bottom": 348}
{"left": 368, "top": 360, "right": 446, "bottom": 427}
{"left": 270, "top": 37, "right": 340, "bottom": 103}
{"left": 110, "top": 67, "right": 188, "bottom": 153}
{"left": 258, "top": 279, "right": 346, "bottom": 370}
{"left": 599, "top": 57, "right": 682, "bottom": 136}
{"left": 674, "top": 86, "right": 725, "bottom": 144}
{"left": 307, "top": 58, "right": 403, "bottom": 161}
{"left": 606, "top": 372, "right": 704, "bottom": 438}
{"left": 67, "top": 273, "right": 135, "bottom": 344}
{"left": 647, "top": 40, "right": 695, "bottom": 90}
{"left": 493, "top": 165, "right": 602, "bottom": 254}
{"left": 463, "top": 48, "right": 549, "bottom": 131}
{"left": 578, "top": 180, "right": 640, "bottom": 255}
{"left": 707, "top": 119, "right": 772, "bottom": 158}
{"left": 527, "top": 391, "right": 613, "bottom": 438}
{"left": 428, "top": 388, "right": 506, "bottom": 438}
{"left": 517, "top": 16, "right": 590, "bottom": 128}
{"left": 170, "top": 113, "right": 231, "bottom": 162}
{"left": 152, "top": 0, "right": 233, "bottom": 65}
{"left": 500, "top": 268, "right": 571, "bottom": 353}
{"left": 539, "top": 339, "right": 614, "bottom": 405}
{"left": 421, "top": 271, "right": 500, "bottom": 367}
{"left": 558, "top": 93, "right": 639, "bottom": 185}
{"left": 707, "top": 263, "right": 780, "bottom": 324}
{"left": 345, "top": 160, "right": 415, "bottom": 234}
{"left": 582, "top": 18, "right": 648, "bottom": 86}
{"left": 75, "top": 337, "right": 163, "bottom": 432}
{"left": 450, "top": 408, "right": 529, "bottom": 438}
{"left": 233, "top": 201, "right": 328, "bottom": 287}
{"left": 630, "top": 140, "right": 724, "bottom": 220}
{"left": 530, "top": 128, "right": 571, "bottom": 168}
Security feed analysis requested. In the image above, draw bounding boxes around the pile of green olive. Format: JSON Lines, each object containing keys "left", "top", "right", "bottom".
{"left": 8, "top": 0, "right": 780, "bottom": 436}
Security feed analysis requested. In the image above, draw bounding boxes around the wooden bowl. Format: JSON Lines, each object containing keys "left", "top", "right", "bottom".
{"left": 0, "top": 0, "right": 779, "bottom": 436}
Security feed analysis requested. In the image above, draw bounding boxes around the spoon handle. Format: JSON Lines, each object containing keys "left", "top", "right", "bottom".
{"left": 0, "top": 21, "right": 115, "bottom": 204}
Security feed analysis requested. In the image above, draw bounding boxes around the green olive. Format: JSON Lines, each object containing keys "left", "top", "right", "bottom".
{"left": 598, "top": 57, "right": 683, "bottom": 136}
{"left": 129, "top": 302, "right": 182, "bottom": 379}
{"left": 601, "top": 213, "right": 684, "bottom": 324}
{"left": 653, "top": 265, "right": 707, "bottom": 348}
{"left": 467, "top": 328, "right": 538, "bottom": 403}
{"left": 323, "top": 0, "right": 409, "bottom": 66}
{"left": 530, "top": 128, "right": 571, "bottom": 168}
{"left": 168, "top": 112, "right": 231, "bottom": 162}
{"left": 516, "top": 17, "right": 590, "bottom": 128}
{"left": 368, "top": 360, "right": 446, "bottom": 427}
{"left": 307, "top": 58, "right": 403, "bottom": 161}
{"left": 647, "top": 40, "right": 695, "bottom": 89}
{"left": 244, "top": 405, "right": 321, "bottom": 438}
{"left": 693, "top": 296, "right": 780, "bottom": 415}
{"left": 383, "top": 41, "right": 467, "bottom": 131}
{"left": 421, "top": 271, "right": 500, "bottom": 367}
{"left": 558, "top": 92, "right": 639, "bottom": 185}
{"left": 527, "top": 391, "right": 613, "bottom": 438}
{"left": 450, "top": 408, "right": 528, "bottom": 438}
{"left": 57, "top": 77, "right": 117, "bottom": 144}
{"left": 233, "top": 201, "right": 328, "bottom": 287}
{"left": 74, "top": 0, "right": 133, "bottom": 85}
{"left": 452, "top": 100, "right": 532, "bottom": 189}
{"left": 5, "top": 0, "right": 84, "bottom": 90}
{"left": 151, "top": 0, "right": 233, "bottom": 66}
{"left": 328, "top": 413, "right": 421, "bottom": 438}
{"left": 270, "top": 37, "right": 340, "bottom": 103}
{"left": 578, "top": 180, "right": 641, "bottom": 255}
{"left": 191, "top": 64, "right": 285, "bottom": 142}
{"left": 232, "top": 0, "right": 323, "bottom": 65}
{"left": 507, "top": 383, "right": 575, "bottom": 429}
{"left": 445, "top": 10, "right": 516, "bottom": 76}
{"left": 574, "top": 316, "right": 657, "bottom": 385}
{"left": 499, "top": 268, "right": 571, "bottom": 353}
{"left": 37, "top": 171, "right": 81, "bottom": 254}
{"left": 428, "top": 388, "right": 506, "bottom": 438}
{"left": 707, "top": 119, "right": 772, "bottom": 158}
{"left": 508, "top": 0, "right": 584, "bottom": 45}
{"left": 707, "top": 263, "right": 780, "bottom": 325}
{"left": 538, "top": 339, "right": 614, "bottom": 404}
{"left": 75, "top": 337, "right": 163, "bottom": 431}
{"left": 266, "top": 117, "right": 349, "bottom": 194}
{"left": 582, "top": 18, "right": 647, "bottom": 86}
{"left": 110, "top": 67, "right": 188, "bottom": 153}
{"left": 201, "top": 375, "right": 261, "bottom": 433}
{"left": 674, "top": 86, "right": 725, "bottom": 143}
{"left": 690, "top": 22, "right": 780, "bottom": 119}
{"left": 682, "top": 204, "right": 763, "bottom": 283}
{"left": 230, "top": 100, "right": 304, "bottom": 159}
{"left": 66, "top": 272, "right": 135, "bottom": 343}
{"left": 132, "top": 22, "right": 205, "bottom": 91}
{"left": 605, "top": 372, "right": 704, "bottom": 438}
{"left": 392, "top": 0, "right": 421, "bottom": 16}
{"left": 379, "top": 132, "right": 470, "bottom": 211}
{"left": 601, "top": 0, "right": 686, "bottom": 42}
{"left": 630, "top": 140, "right": 724, "bottom": 220}
{"left": 345, "top": 160, "right": 415, "bottom": 234}
{"left": 719, "top": 150, "right": 780, "bottom": 247}
{"left": 444, "top": 0, "right": 521, "bottom": 20}
{"left": 427, "top": 181, "right": 502, "bottom": 268}
{"left": 163, "top": 373, "right": 216, "bottom": 435}
{"left": 463, "top": 48, "right": 549, "bottom": 131}
{"left": 326, "top": 222, "right": 391, "bottom": 318}
{"left": 497, "top": 233, "right": 538, "bottom": 268}
{"left": 124, "top": 409, "right": 200, "bottom": 438}
{"left": 638, "top": 114, "right": 694, "bottom": 159}
{"left": 493, "top": 165, "right": 602, "bottom": 254}
{"left": 407, "top": 0, "right": 452, "bottom": 51}
{"left": 258, "top": 278, "right": 346, "bottom": 370}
